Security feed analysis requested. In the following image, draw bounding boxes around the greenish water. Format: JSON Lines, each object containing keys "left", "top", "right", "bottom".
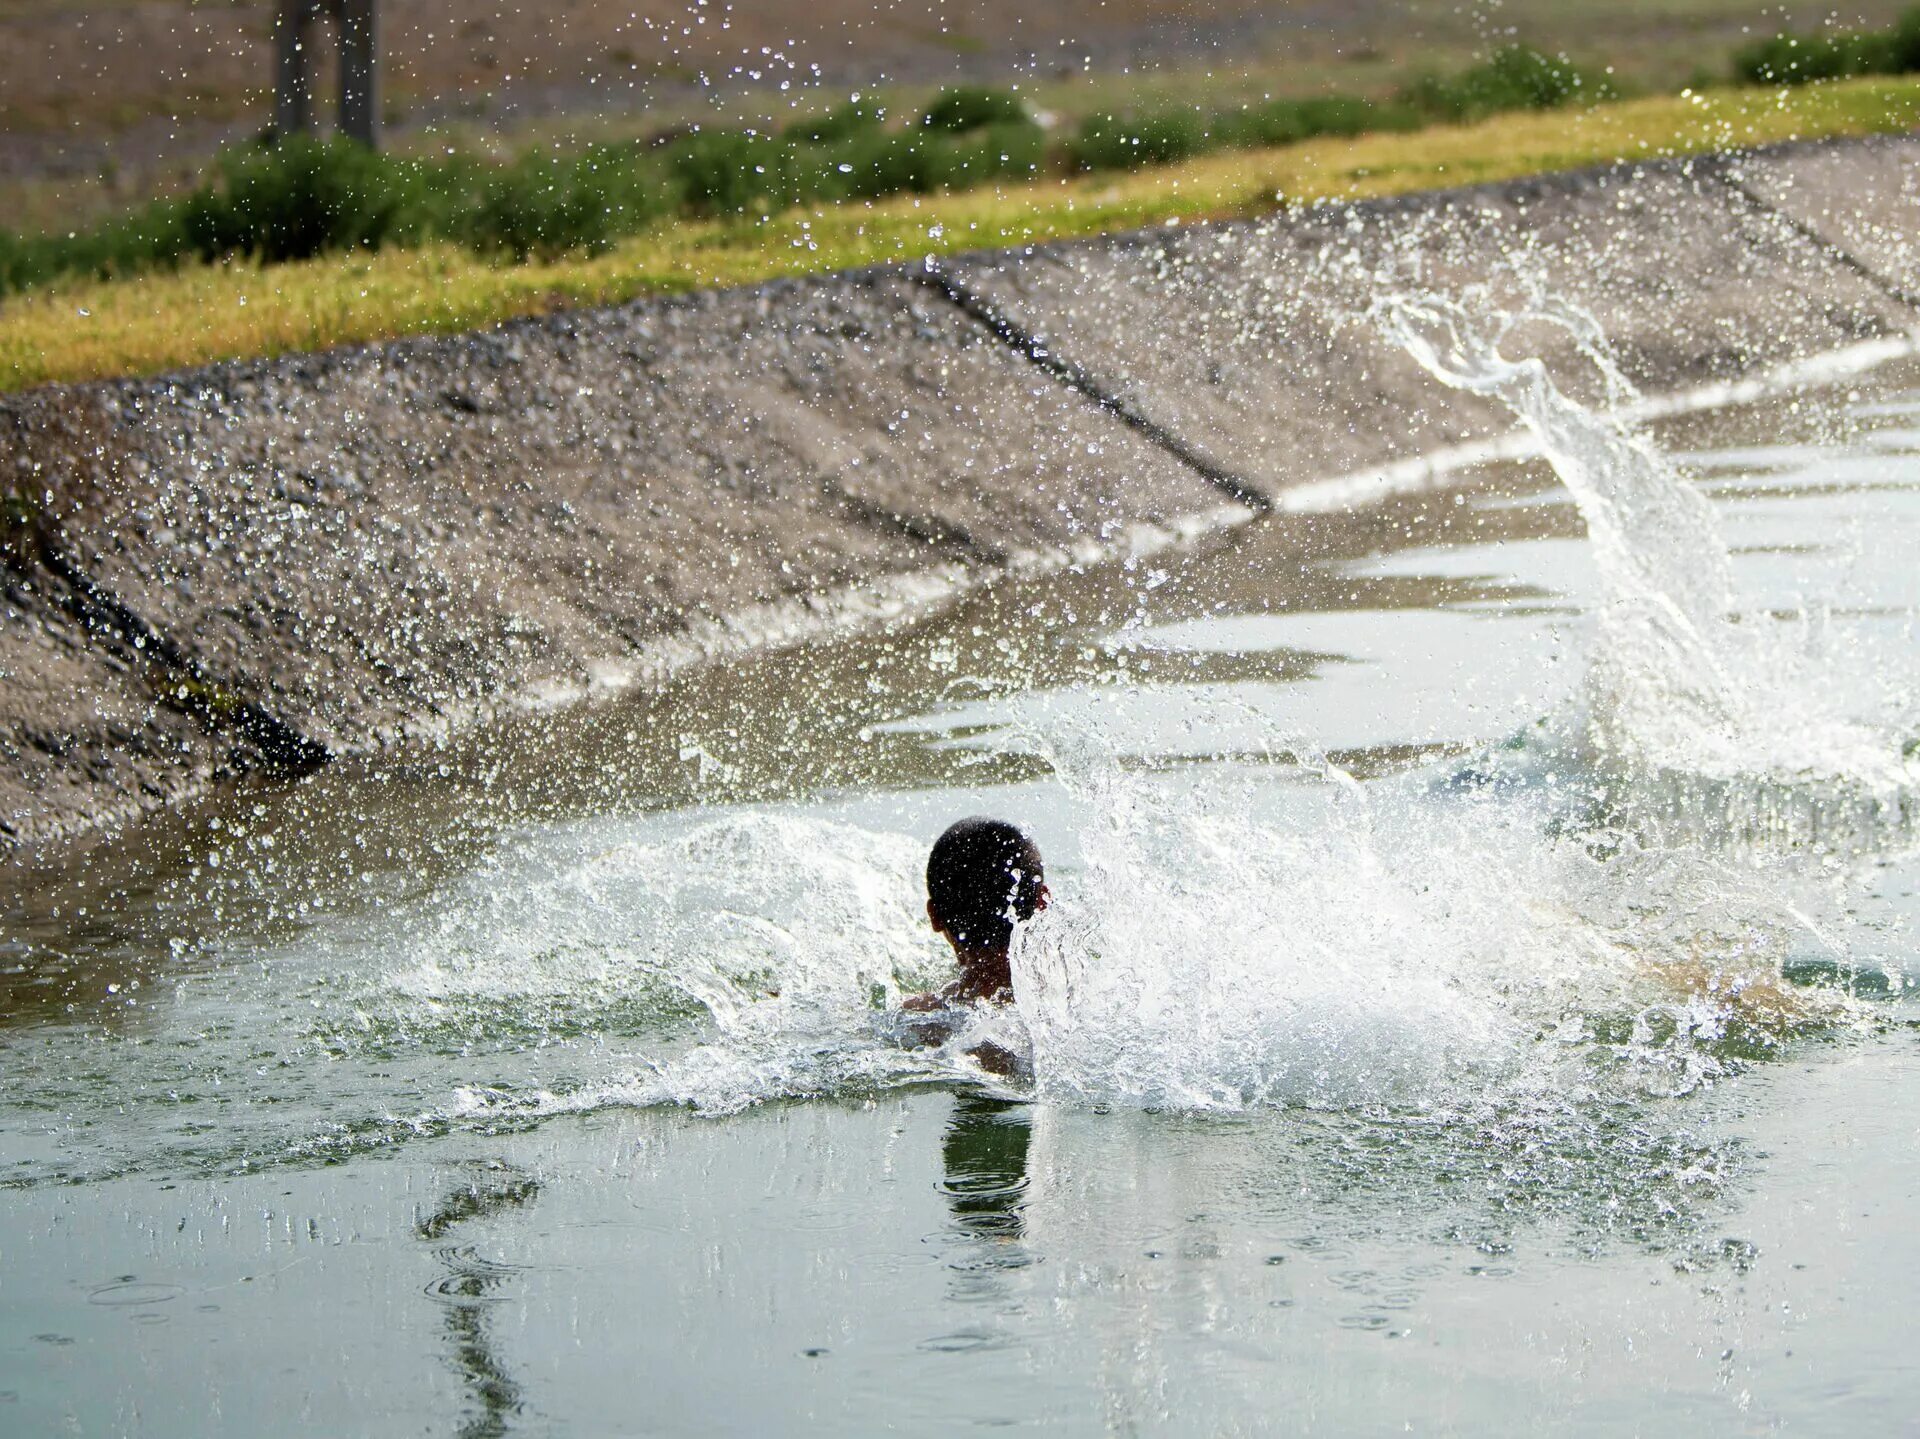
{"left": 3, "top": 351, "right": 1920, "bottom": 1434}
{"left": 11, "top": 1052, "right": 1920, "bottom": 1433}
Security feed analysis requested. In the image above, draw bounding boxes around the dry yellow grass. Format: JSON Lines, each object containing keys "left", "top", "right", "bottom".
{"left": 5, "top": 75, "right": 1917, "bottom": 392}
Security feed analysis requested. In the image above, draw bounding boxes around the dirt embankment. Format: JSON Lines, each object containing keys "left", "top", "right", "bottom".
{"left": 12, "top": 0, "right": 1913, "bottom": 230}
{"left": 0, "top": 0, "right": 1299, "bottom": 204}
{"left": 1, "top": 132, "right": 1915, "bottom": 856}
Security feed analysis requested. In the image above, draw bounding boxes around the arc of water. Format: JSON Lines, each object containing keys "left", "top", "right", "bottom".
{"left": 1372, "top": 285, "right": 1757, "bottom": 754}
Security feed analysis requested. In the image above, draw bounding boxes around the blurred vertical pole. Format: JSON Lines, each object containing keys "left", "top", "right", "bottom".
{"left": 339, "top": 0, "right": 380, "bottom": 149}
{"left": 273, "top": 0, "right": 315, "bottom": 137}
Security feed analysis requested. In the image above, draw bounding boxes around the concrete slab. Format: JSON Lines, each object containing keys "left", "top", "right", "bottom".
{"left": 0, "top": 596, "right": 216, "bottom": 851}
{"left": 1424, "top": 159, "right": 1917, "bottom": 383}
{"left": 0, "top": 270, "right": 1228, "bottom": 846}
{"left": 945, "top": 155, "right": 1917, "bottom": 499}
{"left": 1729, "top": 132, "right": 1920, "bottom": 305}
{"left": 942, "top": 209, "right": 1518, "bottom": 502}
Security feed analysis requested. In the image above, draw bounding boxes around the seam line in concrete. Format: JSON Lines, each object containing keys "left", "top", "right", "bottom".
{"left": 1708, "top": 161, "right": 1920, "bottom": 313}
{"left": 22, "top": 528, "right": 331, "bottom": 775}
{"left": 913, "top": 263, "right": 1275, "bottom": 513}
{"left": 816, "top": 474, "right": 1010, "bottom": 565}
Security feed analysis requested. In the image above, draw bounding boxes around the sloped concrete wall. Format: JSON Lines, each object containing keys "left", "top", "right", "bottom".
{"left": 938, "top": 140, "right": 1918, "bottom": 500}
{"left": 1, "top": 132, "right": 1916, "bottom": 854}
{"left": 1731, "top": 131, "right": 1920, "bottom": 302}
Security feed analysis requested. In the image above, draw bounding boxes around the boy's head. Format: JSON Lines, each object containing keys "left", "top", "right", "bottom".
{"left": 926, "top": 818, "right": 1047, "bottom": 955}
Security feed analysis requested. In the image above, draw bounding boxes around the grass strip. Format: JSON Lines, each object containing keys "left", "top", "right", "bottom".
{"left": 4, "top": 76, "right": 1916, "bottom": 393}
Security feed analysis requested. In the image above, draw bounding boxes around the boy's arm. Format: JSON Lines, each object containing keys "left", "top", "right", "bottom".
{"left": 965, "top": 1041, "right": 1023, "bottom": 1077}
{"left": 897, "top": 992, "right": 1027, "bottom": 1072}
{"left": 1644, "top": 957, "right": 1817, "bottom": 1028}
{"left": 896, "top": 992, "right": 956, "bottom": 1049}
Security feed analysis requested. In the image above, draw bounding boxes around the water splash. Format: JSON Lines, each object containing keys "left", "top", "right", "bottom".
{"left": 303, "top": 696, "right": 1868, "bottom": 1137}
{"left": 1010, "top": 722, "right": 1862, "bottom": 1115}
{"left": 10, "top": 298, "right": 1915, "bottom": 1191}
{"left": 356, "top": 813, "right": 989, "bottom": 1117}
{"left": 1373, "top": 280, "right": 1920, "bottom": 841}
{"left": 386, "top": 293, "right": 1920, "bottom": 1125}
{"left": 402, "top": 759, "right": 1862, "bottom": 1131}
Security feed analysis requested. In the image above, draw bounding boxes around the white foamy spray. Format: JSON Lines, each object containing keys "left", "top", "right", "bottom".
{"left": 1374, "top": 281, "right": 1920, "bottom": 831}
{"left": 1007, "top": 716, "right": 1857, "bottom": 1114}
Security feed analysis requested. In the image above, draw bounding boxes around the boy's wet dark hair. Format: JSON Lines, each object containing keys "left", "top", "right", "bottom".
{"left": 926, "top": 818, "right": 1046, "bottom": 950}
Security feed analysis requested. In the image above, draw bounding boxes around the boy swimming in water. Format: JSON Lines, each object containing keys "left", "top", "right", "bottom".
{"left": 901, "top": 817, "right": 1048, "bottom": 1073}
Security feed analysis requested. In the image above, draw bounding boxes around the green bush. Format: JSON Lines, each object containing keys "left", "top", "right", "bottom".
{"left": 921, "top": 86, "right": 1028, "bottom": 132}
{"left": 1069, "top": 110, "right": 1209, "bottom": 171}
{"left": 381, "top": 153, "right": 487, "bottom": 246}
{"left": 783, "top": 100, "right": 887, "bottom": 145}
{"left": 837, "top": 130, "right": 940, "bottom": 197}
{"left": 667, "top": 129, "right": 799, "bottom": 215}
{"left": 920, "top": 119, "right": 1046, "bottom": 187}
{"left": 801, "top": 119, "right": 1045, "bottom": 199}
{"left": 1734, "top": 33, "right": 1888, "bottom": 84}
{"left": 466, "top": 146, "right": 669, "bottom": 259}
{"left": 1404, "top": 44, "right": 1603, "bottom": 121}
{"left": 0, "top": 228, "right": 69, "bottom": 292}
{"left": 1894, "top": 7, "right": 1920, "bottom": 71}
{"left": 180, "top": 135, "right": 410, "bottom": 262}
{"left": 1221, "top": 95, "right": 1386, "bottom": 148}
{"left": 1217, "top": 101, "right": 1308, "bottom": 149}
{"left": 1732, "top": 8, "right": 1920, "bottom": 85}
{"left": 0, "top": 203, "right": 191, "bottom": 290}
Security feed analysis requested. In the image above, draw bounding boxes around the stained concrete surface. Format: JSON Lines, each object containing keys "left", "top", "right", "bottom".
{"left": 942, "top": 141, "right": 1920, "bottom": 498}
{"left": 1730, "top": 131, "right": 1920, "bottom": 306}
{"left": 0, "top": 272, "right": 1225, "bottom": 850}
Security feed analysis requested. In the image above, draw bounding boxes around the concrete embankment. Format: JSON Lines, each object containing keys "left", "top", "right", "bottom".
{"left": 1, "top": 133, "right": 1916, "bottom": 855}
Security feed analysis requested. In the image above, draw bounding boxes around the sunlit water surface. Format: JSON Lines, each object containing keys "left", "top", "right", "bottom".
{"left": 5, "top": 355, "right": 1920, "bottom": 1434}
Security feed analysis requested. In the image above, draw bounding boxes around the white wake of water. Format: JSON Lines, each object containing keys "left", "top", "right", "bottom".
{"left": 1008, "top": 725, "right": 1863, "bottom": 1114}
{"left": 367, "top": 290, "right": 1913, "bottom": 1128}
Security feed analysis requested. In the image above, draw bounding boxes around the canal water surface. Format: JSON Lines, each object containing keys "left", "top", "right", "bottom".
{"left": 4, "top": 345, "right": 1920, "bottom": 1434}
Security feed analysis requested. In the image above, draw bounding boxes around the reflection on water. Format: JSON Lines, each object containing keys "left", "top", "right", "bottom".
{"left": 417, "top": 1163, "right": 541, "bottom": 1439}
{"left": 939, "top": 1095, "right": 1033, "bottom": 1245}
